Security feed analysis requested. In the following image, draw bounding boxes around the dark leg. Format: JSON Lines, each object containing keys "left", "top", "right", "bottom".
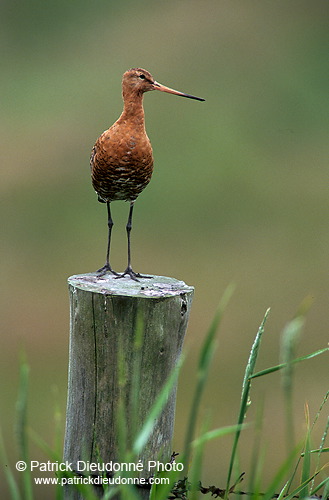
{"left": 97, "top": 202, "right": 119, "bottom": 276}
{"left": 117, "top": 201, "right": 151, "bottom": 281}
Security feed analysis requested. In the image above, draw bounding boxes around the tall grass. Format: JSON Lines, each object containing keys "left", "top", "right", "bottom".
{"left": 1, "top": 296, "right": 328, "bottom": 499}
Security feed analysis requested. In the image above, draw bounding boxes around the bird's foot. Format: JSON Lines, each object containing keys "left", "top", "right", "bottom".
{"left": 116, "top": 267, "right": 152, "bottom": 282}
{"left": 96, "top": 264, "right": 119, "bottom": 277}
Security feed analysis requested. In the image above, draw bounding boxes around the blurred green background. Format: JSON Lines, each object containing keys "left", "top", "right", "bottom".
{"left": 1, "top": 0, "right": 329, "bottom": 497}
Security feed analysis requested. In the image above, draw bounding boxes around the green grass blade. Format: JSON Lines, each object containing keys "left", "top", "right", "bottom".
{"left": 312, "top": 389, "right": 329, "bottom": 426}
{"left": 118, "top": 483, "right": 145, "bottom": 500}
{"left": 299, "top": 412, "right": 311, "bottom": 499}
{"left": 248, "top": 399, "right": 265, "bottom": 500}
{"left": 62, "top": 477, "right": 100, "bottom": 500}
{"left": 241, "top": 308, "right": 270, "bottom": 396}
{"left": 149, "top": 467, "right": 183, "bottom": 500}
{"left": 224, "top": 308, "right": 270, "bottom": 499}
{"left": 302, "top": 446, "right": 329, "bottom": 454}
{"left": 189, "top": 422, "right": 247, "bottom": 499}
{"left": 276, "top": 480, "right": 290, "bottom": 500}
{"left": 183, "top": 284, "right": 234, "bottom": 470}
{"left": 189, "top": 414, "right": 210, "bottom": 500}
{"left": 0, "top": 427, "right": 22, "bottom": 500}
{"left": 101, "top": 486, "right": 120, "bottom": 500}
{"left": 192, "top": 424, "right": 247, "bottom": 448}
{"left": 15, "top": 358, "right": 29, "bottom": 460}
{"left": 261, "top": 443, "right": 302, "bottom": 500}
{"left": 280, "top": 468, "right": 324, "bottom": 500}
{"left": 312, "top": 476, "right": 329, "bottom": 497}
{"left": 280, "top": 316, "right": 305, "bottom": 451}
{"left": 52, "top": 386, "right": 64, "bottom": 500}
{"left": 51, "top": 385, "right": 63, "bottom": 456}
{"left": 198, "top": 284, "right": 234, "bottom": 370}
{"left": 312, "top": 477, "right": 329, "bottom": 499}
{"left": 29, "top": 430, "right": 101, "bottom": 500}
{"left": 15, "top": 356, "right": 33, "bottom": 500}
{"left": 310, "top": 414, "right": 329, "bottom": 494}
{"left": 29, "top": 428, "right": 61, "bottom": 462}
{"left": 249, "top": 348, "right": 329, "bottom": 379}
{"left": 323, "top": 479, "right": 329, "bottom": 500}
{"left": 132, "top": 354, "right": 184, "bottom": 455}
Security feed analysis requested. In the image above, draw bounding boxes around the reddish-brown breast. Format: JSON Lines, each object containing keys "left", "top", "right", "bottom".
{"left": 91, "top": 123, "right": 153, "bottom": 202}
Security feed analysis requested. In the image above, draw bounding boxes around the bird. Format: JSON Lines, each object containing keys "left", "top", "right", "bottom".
{"left": 90, "top": 68, "right": 205, "bottom": 280}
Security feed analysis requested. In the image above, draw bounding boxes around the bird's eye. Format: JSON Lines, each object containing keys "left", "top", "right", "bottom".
{"left": 139, "top": 74, "right": 146, "bottom": 80}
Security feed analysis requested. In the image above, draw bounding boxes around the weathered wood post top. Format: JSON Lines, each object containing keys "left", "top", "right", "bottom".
{"left": 68, "top": 272, "right": 194, "bottom": 299}
{"left": 64, "top": 272, "right": 194, "bottom": 499}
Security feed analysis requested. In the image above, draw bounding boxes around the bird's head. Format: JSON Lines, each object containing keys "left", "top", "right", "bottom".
{"left": 122, "top": 68, "right": 205, "bottom": 101}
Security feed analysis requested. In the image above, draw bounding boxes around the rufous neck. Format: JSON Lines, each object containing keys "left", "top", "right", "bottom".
{"left": 119, "top": 91, "right": 145, "bottom": 127}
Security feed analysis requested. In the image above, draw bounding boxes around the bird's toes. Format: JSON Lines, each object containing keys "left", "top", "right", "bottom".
{"left": 96, "top": 264, "right": 119, "bottom": 276}
{"left": 115, "top": 267, "right": 152, "bottom": 281}
{"left": 116, "top": 268, "right": 140, "bottom": 282}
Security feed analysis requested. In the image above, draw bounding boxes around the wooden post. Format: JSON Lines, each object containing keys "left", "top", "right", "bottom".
{"left": 63, "top": 273, "right": 193, "bottom": 499}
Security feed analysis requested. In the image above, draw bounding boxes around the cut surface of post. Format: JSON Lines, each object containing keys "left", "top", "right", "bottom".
{"left": 64, "top": 273, "right": 193, "bottom": 499}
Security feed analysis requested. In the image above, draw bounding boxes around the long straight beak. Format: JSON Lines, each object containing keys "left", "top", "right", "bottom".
{"left": 153, "top": 81, "right": 205, "bottom": 102}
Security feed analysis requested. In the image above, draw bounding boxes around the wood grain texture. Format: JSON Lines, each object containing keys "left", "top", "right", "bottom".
{"left": 63, "top": 273, "right": 193, "bottom": 499}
